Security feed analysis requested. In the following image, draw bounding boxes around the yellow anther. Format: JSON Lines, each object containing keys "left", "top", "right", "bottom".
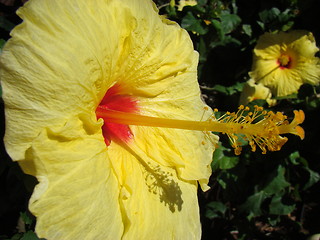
{"left": 293, "top": 109, "right": 305, "bottom": 124}
{"left": 234, "top": 146, "right": 242, "bottom": 156}
{"left": 210, "top": 106, "right": 305, "bottom": 154}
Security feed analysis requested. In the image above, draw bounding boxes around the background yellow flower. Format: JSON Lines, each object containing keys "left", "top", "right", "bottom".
{"left": 249, "top": 30, "right": 320, "bottom": 97}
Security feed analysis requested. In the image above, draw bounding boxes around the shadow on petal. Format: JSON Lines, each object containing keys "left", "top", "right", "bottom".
{"left": 143, "top": 162, "right": 183, "bottom": 212}
{"left": 123, "top": 143, "right": 184, "bottom": 213}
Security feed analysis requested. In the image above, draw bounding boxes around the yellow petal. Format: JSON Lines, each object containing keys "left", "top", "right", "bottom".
{"left": 249, "top": 59, "right": 279, "bottom": 83}
{"left": 108, "top": 142, "right": 202, "bottom": 239}
{"left": 288, "top": 31, "right": 319, "bottom": 57}
{"left": 102, "top": 0, "right": 217, "bottom": 189}
{"left": 239, "top": 79, "right": 275, "bottom": 105}
{"left": 22, "top": 116, "right": 123, "bottom": 239}
{"left": 1, "top": 0, "right": 119, "bottom": 159}
{"left": 295, "top": 58, "right": 320, "bottom": 85}
{"left": 131, "top": 49, "right": 217, "bottom": 190}
{"left": 272, "top": 67, "right": 309, "bottom": 96}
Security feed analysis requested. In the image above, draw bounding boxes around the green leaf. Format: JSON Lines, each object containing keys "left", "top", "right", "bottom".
{"left": 220, "top": 12, "right": 241, "bottom": 34}
{"left": 217, "top": 177, "right": 227, "bottom": 189}
{"left": 282, "top": 20, "right": 294, "bottom": 31}
{"left": 20, "top": 212, "right": 33, "bottom": 226}
{"left": 212, "top": 82, "right": 244, "bottom": 95}
{"left": 165, "top": 4, "right": 177, "bottom": 18}
{"left": 278, "top": 8, "right": 294, "bottom": 23}
{"left": 211, "top": 19, "right": 221, "bottom": 31}
{"left": 212, "top": 142, "right": 239, "bottom": 170}
{"left": 308, "top": 99, "right": 320, "bottom": 109}
{"left": 303, "top": 167, "right": 320, "bottom": 190}
{"left": 262, "top": 165, "right": 290, "bottom": 195}
{"left": 189, "top": 4, "right": 206, "bottom": 14}
{"left": 181, "top": 12, "right": 208, "bottom": 35}
{"left": 240, "top": 191, "right": 267, "bottom": 217}
{"left": 205, "top": 201, "right": 227, "bottom": 219}
{"left": 256, "top": 20, "right": 265, "bottom": 30}
{"left": 268, "top": 215, "right": 281, "bottom": 226}
{"left": 215, "top": 169, "right": 239, "bottom": 190}
{"left": 242, "top": 24, "right": 252, "bottom": 37}
{"left": 269, "top": 194, "right": 295, "bottom": 215}
{"left": 259, "top": 8, "right": 281, "bottom": 23}
{"left": 21, "top": 231, "right": 40, "bottom": 240}
{"left": 219, "top": 155, "right": 239, "bottom": 170}
{"left": 289, "top": 151, "right": 308, "bottom": 166}
{"left": 289, "top": 151, "right": 301, "bottom": 165}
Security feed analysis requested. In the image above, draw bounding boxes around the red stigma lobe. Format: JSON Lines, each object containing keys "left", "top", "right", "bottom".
{"left": 96, "top": 84, "right": 139, "bottom": 146}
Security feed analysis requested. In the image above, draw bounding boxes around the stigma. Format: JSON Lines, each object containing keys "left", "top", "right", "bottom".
{"left": 96, "top": 84, "right": 139, "bottom": 145}
{"left": 277, "top": 54, "right": 292, "bottom": 69}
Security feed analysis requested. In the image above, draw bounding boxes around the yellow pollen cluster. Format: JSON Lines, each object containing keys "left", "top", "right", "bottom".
{"left": 210, "top": 105, "right": 305, "bottom": 155}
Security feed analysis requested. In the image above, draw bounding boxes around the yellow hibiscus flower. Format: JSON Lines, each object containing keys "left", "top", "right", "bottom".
{"left": 239, "top": 79, "right": 276, "bottom": 106}
{"left": 249, "top": 30, "right": 320, "bottom": 97}
{"left": 0, "top": 0, "right": 216, "bottom": 239}
{"left": 0, "top": 0, "right": 305, "bottom": 239}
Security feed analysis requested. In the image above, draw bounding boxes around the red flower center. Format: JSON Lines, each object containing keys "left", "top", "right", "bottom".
{"left": 277, "top": 54, "right": 292, "bottom": 69}
{"left": 96, "top": 84, "right": 139, "bottom": 146}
